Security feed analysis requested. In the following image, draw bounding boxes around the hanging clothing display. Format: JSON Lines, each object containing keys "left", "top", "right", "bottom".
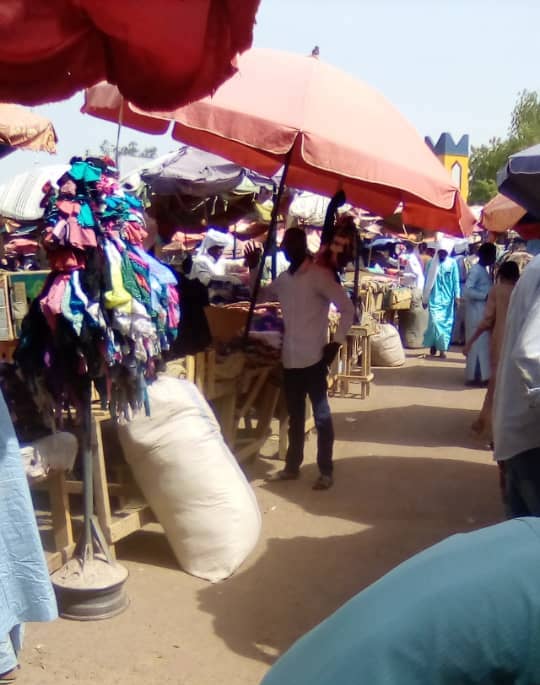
{"left": 15, "top": 157, "right": 180, "bottom": 424}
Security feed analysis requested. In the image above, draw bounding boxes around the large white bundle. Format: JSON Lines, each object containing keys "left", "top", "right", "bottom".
{"left": 118, "top": 376, "right": 261, "bottom": 582}
{"left": 0, "top": 164, "right": 69, "bottom": 220}
{"left": 371, "top": 323, "right": 406, "bottom": 367}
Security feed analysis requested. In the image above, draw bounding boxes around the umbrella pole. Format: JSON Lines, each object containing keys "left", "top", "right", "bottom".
{"left": 115, "top": 100, "right": 124, "bottom": 169}
{"left": 242, "top": 151, "right": 292, "bottom": 343}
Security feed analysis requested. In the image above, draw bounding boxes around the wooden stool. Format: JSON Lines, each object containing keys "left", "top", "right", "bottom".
{"left": 331, "top": 324, "right": 375, "bottom": 398}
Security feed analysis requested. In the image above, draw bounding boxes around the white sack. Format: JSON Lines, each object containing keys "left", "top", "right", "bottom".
{"left": 22, "top": 431, "right": 78, "bottom": 480}
{"left": 118, "top": 376, "right": 261, "bottom": 582}
{"left": 371, "top": 323, "right": 406, "bottom": 367}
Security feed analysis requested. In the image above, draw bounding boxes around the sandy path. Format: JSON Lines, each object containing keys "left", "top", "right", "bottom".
{"left": 22, "top": 350, "right": 503, "bottom": 685}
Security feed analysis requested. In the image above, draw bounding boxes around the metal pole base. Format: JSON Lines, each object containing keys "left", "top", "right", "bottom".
{"left": 51, "top": 516, "right": 129, "bottom": 621}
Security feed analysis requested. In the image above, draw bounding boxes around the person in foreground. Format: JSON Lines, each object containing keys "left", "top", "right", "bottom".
{"left": 422, "top": 248, "right": 460, "bottom": 359}
{"left": 0, "top": 390, "right": 57, "bottom": 681}
{"left": 245, "top": 228, "right": 354, "bottom": 490}
{"left": 261, "top": 518, "right": 540, "bottom": 685}
{"left": 493, "top": 253, "right": 540, "bottom": 517}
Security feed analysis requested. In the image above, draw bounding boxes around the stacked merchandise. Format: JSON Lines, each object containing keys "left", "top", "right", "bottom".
{"left": 15, "top": 157, "right": 180, "bottom": 425}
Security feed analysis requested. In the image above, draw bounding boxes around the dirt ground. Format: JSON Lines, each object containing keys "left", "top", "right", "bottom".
{"left": 22, "top": 350, "right": 504, "bottom": 685}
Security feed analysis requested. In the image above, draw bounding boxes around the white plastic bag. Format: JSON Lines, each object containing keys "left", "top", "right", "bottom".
{"left": 118, "top": 376, "right": 261, "bottom": 582}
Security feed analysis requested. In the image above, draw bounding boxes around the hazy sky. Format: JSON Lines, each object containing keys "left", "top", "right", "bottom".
{"left": 1, "top": 0, "right": 539, "bottom": 183}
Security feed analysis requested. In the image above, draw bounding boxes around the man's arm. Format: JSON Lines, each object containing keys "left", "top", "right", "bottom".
{"left": 316, "top": 269, "right": 355, "bottom": 344}
{"left": 244, "top": 242, "right": 280, "bottom": 302}
{"left": 512, "top": 295, "right": 540, "bottom": 406}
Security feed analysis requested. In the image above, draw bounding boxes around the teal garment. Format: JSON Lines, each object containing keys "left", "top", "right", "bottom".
{"left": 261, "top": 519, "right": 540, "bottom": 685}
{"left": 423, "top": 256, "right": 460, "bottom": 351}
{"left": 464, "top": 263, "right": 492, "bottom": 381}
{"left": 69, "top": 160, "right": 102, "bottom": 183}
{"left": 77, "top": 202, "right": 96, "bottom": 227}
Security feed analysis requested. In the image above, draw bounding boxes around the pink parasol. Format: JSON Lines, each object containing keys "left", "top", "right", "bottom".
{"left": 83, "top": 48, "right": 474, "bottom": 236}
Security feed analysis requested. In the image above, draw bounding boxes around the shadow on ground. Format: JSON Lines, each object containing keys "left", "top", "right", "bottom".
{"left": 331, "top": 403, "right": 482, "bottom": 449}
{"left": 372, "top": 362, "right": 469, "bottom": 391}
{"left": 188, "top": 454, "right": 500, "bottom": 666}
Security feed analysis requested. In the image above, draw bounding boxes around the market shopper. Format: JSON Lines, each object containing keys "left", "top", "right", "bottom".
{"left": 260, "top": 518, "right": 540, "bottom": 685}
{"left": 422, "top": 248, "right": 460, "bottom": 359}
{"left": 186, "top": 228, "right": 232, "bottom": 286}
{"left": 0, "top": 390, "right": 57, "bottom": 681}
{"left": 245, "top": 228, "right": 354, "bottom": 490}
{"left": 463, "top": 260, "right": 520, "bottom": 443}
{"left": 494, "top": 253, "right": 540, "bottom": 517}
{"left": 463, "top": 242, "right": 497, "bottom": 386}
{"left": 400, "top": 241, "right": 425, "bottom": 291}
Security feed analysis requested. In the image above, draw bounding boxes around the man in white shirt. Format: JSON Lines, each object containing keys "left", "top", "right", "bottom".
{"left": 245, "top": 228, "right": 354, "bottom": 490}
{"left": 401, "top": 242, "right": 425, "bottom": 291}
{"left": 494, "top": 253, "right": 540, "bottom": 516}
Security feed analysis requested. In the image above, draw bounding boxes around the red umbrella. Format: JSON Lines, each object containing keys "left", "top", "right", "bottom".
{"left": 83, "top": 48, "right": 474, "bottom": 236}
{"left": 480, "top": 193, "right": 527, "bottom": 232}
{"left": 0, "top": 0, "right": 260, "bottom": 109}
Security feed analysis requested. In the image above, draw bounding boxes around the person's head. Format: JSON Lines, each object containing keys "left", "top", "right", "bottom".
{"left": 477, "top": 242, "right": 497, "bottom": 267}
{"left": 418, "top": 242, "right": 428, "bottom": 254}
{"left": 497, "top": 260, "right": 520, "bottom": 284}
{"left": 438, "top": 249, "right": 448, "bottom": 262}
{"left": 426, "top": 247, "right": 436, "bottom": 258}
{"left": 281, "top": 227, "right": 307, "bottom": 264}
{"left": 330, "top": 223, "right": 356, "bottom": 269}
{"left": 511, "top": 238, "right": 527, "bottom": 253}
{"left": 207, "top": 245, "right": 224, "bottom": 262}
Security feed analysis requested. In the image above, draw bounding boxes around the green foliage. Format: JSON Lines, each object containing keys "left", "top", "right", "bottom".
{"left": 98, "top": 140, "right": 158, "bottom": 160}
{"left": 469, "top": 90, "right": 540, "bottom": 204}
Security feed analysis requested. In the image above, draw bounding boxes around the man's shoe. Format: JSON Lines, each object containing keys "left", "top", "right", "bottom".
{"left": 312, "top": 474, "right": 333, "bottom": 490}
{"left": 268, "top": 469, "right": 299, "bottom": 482}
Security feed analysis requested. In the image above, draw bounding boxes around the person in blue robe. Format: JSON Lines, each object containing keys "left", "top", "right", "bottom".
{"left": 260, "top": 518, "right": 540, "bottom": 685}
{"left": 0, "top": 390, "right": 57, "bottom": 680}
{"left": 422, "top": 248, "right": 461, "bottom": 358}
{"left": 464, "top": 242, "right": 497, "bottom": 385}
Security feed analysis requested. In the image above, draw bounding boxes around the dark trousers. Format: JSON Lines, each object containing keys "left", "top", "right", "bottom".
{"left": 502, "top": 447, "right": 540, "bottom": 518}
{"left": 282, "top": 359, "right": 334, "bottom": 476}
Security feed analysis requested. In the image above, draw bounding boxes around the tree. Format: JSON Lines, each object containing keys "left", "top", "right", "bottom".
{"left": 97, "top": 139, "right": 158, "bottom": 160}
{"left": 468, "top": 90, "right": 540, "bottom": 204}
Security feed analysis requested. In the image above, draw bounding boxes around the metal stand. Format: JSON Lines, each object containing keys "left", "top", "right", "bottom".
{"left": 51, "top": 384, "right": 129, "bottom": 620}
{"left": 243, "top": 150, "right": 292, "bottom": 342}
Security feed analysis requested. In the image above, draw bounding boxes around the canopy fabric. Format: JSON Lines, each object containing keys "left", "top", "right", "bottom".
{"left": 0, "top": 104, "right": 58, "bottom": 155}
{"left": 83, "top": 49, "right": 474, "bottom": 236}
{"left": 138, "top": 145, "right": 273, "bottom": 197}
{"left": 0, "top": 165, "right": 70, "bottom": 221}
{"left": 0, "top": 0, "right": 260, "bottom": 109}
{"left": 497, "top": 144, "right": 540, "bottom": 219}
{"left": 480, "top": 193, "right": 527, "bottom": 232}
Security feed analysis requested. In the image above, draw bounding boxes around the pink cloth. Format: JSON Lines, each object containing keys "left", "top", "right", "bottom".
{"left": 40, "top": 274, "right": 70, "bottom": 330}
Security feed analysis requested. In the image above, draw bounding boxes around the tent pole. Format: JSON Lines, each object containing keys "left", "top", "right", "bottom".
{"left": 115, "top": 100, "right": 124, "bottom": 169}
{"left": 243, "top": 149, "right": 292, "bottom": 343}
